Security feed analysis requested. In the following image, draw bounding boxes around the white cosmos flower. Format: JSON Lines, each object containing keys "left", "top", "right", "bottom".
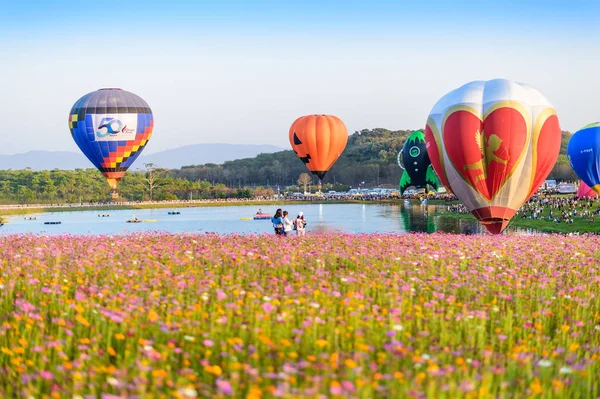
{"left": 559, "top": 366, "right": 572, "bottom": 374}
{"left": 107, "top": 377, "right": 119, "bottom": 386}
{"left": 538, "top": 359, "right": 552, "bottom": 367}
{"left": 180, "top": 387, "right": 198, "bottom": 397}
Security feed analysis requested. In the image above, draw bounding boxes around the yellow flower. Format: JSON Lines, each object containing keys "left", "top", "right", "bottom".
{"left": 152, "top": 369, "right": 169, "bottom": 378}
{"left": 552, "top": 379, "right": 563, "bottom": 391}
{"left": 108, "top": 347, "right": 116, "bottom": 357}
{"left": 115, "top": 333, "right": 125, "bottom": 340}
{"left": 530, "top": 378, "right": 542, "bottom": 394}
{"left": 75, "top": 304, "right": 85, "bottom": 314}
{"left": 79, "top": 338, "right": 91, "bottom": 345}
{"left": 148, "top": 310, "right": 159, "bottom": 322}
{"left": 204, "top": 365, "right": 222, "bottom": 376}
{"left": 18, "top": 338, "right": 27, "bottom": 347}
{"left": 560, "top": 325, "right": 570, "bottom": 332}
{"left": 75, "top": 315, "right": 90, "bottom": 327}
{"left": 569, "top": 343, "right": 580, "bottom": 352}
{"left": 344, "top": 359, "right": 357, "bottom": 369}
{"left": 316, "top": 339, "right": 328, "bottom": 348}
{"left": 246, "top": 386, "right": 262, "bottom": 399}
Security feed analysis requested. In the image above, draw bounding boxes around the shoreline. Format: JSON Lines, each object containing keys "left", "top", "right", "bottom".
{"left": 2, "top": 199, "right": 596, "bottom": 234}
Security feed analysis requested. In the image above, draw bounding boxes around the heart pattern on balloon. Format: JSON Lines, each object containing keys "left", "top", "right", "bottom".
{"left": 443, "top": 107, "right": 528, "bottom": 201}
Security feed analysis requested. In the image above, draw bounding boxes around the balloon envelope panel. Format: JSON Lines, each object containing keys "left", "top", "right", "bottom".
{"left": 68, "top": 89, "right": 154, "bottom": 187}
{"left": 577, "top": 180, "right": 599, "bottom": 199}
{"left": 567, "top": 123, "right": 600, "bottom": 194}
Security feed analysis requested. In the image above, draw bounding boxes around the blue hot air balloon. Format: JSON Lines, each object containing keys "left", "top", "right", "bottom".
{"left": 68, "top": 88, "right": 154, "bottom": 197}
{"left": 567, "top": 122, "right": 600, "bottom": 194}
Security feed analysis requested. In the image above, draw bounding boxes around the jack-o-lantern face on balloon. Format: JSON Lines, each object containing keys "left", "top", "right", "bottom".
{"left": 289, "top": 114, "right": 348, "bottom": 180}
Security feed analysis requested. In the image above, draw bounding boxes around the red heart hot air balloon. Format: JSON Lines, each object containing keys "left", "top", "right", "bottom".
{"left": 289, "top": 115, "right": 348, "bottom": 182}
{"left": 425, "top": 79, "right": 561, "bottom": 234}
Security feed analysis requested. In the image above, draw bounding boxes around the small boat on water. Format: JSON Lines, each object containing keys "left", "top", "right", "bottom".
{"left": 253, "top": 214, "right": 271, "bottom": 220}
{"left": 44, "top": 221, "right": 61, "bottom": 225}
{"left": 168, "top": 211, "right": 181, "bottom": 215}
{"left": 126, "top": 220, "right": 142, "bottom": 223}
{"left": 97, "top": 214, "right": 111, "bottom": 217}
{"left": 24, "top": 217, "right": 37, "bottom": 220}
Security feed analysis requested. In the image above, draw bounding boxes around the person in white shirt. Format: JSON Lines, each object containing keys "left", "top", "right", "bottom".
{"left": 294, "top": 212, "right": 306, "bottom": 236}
{"left": 282, "top": 211, "right": 293, "bottom": 236}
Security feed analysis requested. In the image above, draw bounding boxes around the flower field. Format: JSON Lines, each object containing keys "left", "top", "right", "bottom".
{"left": 0, "top": 233, "right": 599, "bottom": 398}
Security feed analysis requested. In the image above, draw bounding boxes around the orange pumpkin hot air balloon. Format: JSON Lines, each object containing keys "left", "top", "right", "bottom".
{"left": 289, "top": 114, "right": 348, "bottom": 181}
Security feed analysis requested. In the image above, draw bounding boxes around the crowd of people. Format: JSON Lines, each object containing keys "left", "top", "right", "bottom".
{"left": 269, "top": 208, "right": 307, "bottom": 236}
{"left": 446, "top": 203, "right": 470, "bottom": 214}
{"left": 516, "top": 196, "right": 600, "bottom": 224}
{"left": 446, "top": 194, "right": 600, "bottom": 225}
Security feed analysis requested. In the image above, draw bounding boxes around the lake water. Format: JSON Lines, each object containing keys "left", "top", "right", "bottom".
{"left": 0, "top": 202, "right": 530, "bottom": 235}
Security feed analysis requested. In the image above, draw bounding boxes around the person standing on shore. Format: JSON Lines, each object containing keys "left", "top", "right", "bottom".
{"left": 283, "top": 211, "right": 293, "bottom": 236}
{"left": 271, "top": 209, "right": 284, "bottom": 235}
{"left": 295, "top": 212, "right": 306, "bottom": 236}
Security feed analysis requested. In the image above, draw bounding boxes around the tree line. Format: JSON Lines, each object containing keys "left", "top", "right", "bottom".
{"left": 172, "top": 128, "right": 578, "bottom": 187}
{"left": 0, "top": 168, "right": 275, "bottom": 205}
{"left": 0, "top": 128, "right": 579, "bottom": 204}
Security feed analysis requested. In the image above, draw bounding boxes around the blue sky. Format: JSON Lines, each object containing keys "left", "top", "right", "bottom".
{"left": 1, "top": 1, "right": 599, "bottom": 154}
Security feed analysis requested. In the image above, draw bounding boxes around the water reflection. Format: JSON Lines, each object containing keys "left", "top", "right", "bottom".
{"left": 379, "top": 201, "right": 527, "bottom": 235}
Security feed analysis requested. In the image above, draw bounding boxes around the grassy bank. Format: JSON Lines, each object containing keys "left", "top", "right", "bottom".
{"left": 438, "top": 209, "right": 600, "bottom": 234}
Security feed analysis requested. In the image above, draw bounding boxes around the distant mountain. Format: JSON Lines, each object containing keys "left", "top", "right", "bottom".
{"left": 0, "top": 151, "right": 90, "bottom": 170}
{"left": 140, "top": 144, "right": 285, "bottom": 169}
{"left": 0, "top": 144, "right": 284, "bottom": 170}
